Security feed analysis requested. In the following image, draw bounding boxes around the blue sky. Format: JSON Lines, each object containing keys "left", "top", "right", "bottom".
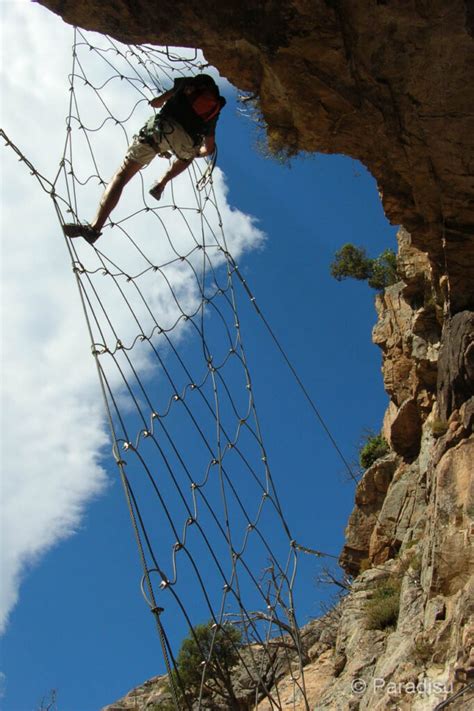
{"left": 0, "top": 3, "right": 398, "bottom": 710}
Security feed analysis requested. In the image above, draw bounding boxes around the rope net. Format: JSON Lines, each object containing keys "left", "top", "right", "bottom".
{"left": 2, "top": 28, "right": 345, "bottom": 711}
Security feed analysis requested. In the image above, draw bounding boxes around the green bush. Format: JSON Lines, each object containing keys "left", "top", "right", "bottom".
{"left": 368, "top": 249, "right": 398, "bottom": 290}
{"left": 166, "top": 621, "right": 242, "bottom": 709}
{"left": 330, "top": 244, "right": 398, "bottom": 290}
{"left": 359, "top": 434, "right": 389, "bottom": 469}
{"left": 431, "top": 419, "right": 448, "bottom": 437}
{"left": 365, "top": 577, "right": 401, "bottom": 631}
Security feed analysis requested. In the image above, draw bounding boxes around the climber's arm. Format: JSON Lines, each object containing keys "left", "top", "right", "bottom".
{"left": 197, "top": 134, "right": 216, "bottom": 157}
{"left": 148, "top": 89, "right": 174, "bottom": 109}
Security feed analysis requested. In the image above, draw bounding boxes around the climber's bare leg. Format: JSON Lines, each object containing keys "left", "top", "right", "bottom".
{"left": 91, "top": 159, "right": 143, "bottom": 233}
{"left": 149, "top": 157, "right": 193, "bottom": 200}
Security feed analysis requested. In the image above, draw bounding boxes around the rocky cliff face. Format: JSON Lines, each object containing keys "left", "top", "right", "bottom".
{"left": 37, "top": 1, "right": 473, "bottom": 708}
{"left": 335, "top": 228, "right": 473, "bottom": 710}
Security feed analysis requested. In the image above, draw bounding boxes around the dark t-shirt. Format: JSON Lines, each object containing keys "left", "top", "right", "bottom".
{"left": 160, "top": 77, "right": 222, "bottom": 142}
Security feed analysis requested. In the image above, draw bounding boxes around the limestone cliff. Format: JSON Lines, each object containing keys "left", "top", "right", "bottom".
{"left": 333, "top": 228, "right": 473, "bottom": 710}
{"left": 36, "top": 1, "right": 473, "bottom": 708}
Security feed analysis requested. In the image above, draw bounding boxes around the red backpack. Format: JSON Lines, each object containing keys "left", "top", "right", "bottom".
{"left": 191, "top": 88, "right": 224, "bottom": 123}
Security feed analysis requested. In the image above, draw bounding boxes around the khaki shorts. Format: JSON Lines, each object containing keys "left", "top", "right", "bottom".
{"left": 124, "top": 117, "right": 199, "bottom": 167}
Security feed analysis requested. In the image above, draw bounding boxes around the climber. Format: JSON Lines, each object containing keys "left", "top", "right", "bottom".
{"left": 63, "top": 74, "right": 226, "bottom": 244}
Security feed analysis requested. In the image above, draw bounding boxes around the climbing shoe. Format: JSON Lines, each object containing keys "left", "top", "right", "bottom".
{"left": 149, "top": 181, "right": 164, "bottom": 201}
{"left": 63, "top": 223, "right": 102, "bottom": 244}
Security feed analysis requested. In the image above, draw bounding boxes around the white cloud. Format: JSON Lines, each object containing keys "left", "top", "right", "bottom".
{"left": 0, "top": 2, "right": 265, "bottom": 632}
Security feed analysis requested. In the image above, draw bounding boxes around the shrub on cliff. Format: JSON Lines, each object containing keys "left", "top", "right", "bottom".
{"left": 359, "top": 433, "right": 389, "bottom": 469}
{"left": 365, "top": 576, "right": 401, "bottom": 630}
{"left": 330, "top": 244, "right": 398, "bottom": 290}
{"left": 161, "top": 621, "right": 243, "bottom": 710}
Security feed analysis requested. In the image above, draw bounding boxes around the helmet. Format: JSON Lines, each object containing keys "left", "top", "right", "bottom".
{"left": 192, "top": 73, "right": 218, "bottom": 90}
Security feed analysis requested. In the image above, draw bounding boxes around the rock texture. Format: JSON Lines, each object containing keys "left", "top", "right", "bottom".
{"left": 34, "top": 1, "right": 474, "bottom": 709}
{"left": 335, "top": 231, "right": 473, "bottom": 709}
{"left": 437, "top": 311, "right": 474, "bottom": 420}
{"left": 102, "top": 675, "right": 174, "bottom": 711}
